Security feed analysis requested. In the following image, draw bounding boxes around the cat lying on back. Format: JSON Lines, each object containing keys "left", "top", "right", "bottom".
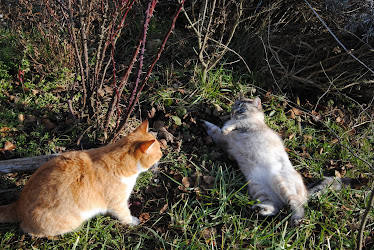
{"left": 203, "top": 94, "right": 356, "bottom": 226}
{"left": 0, "top": 120, "right": 162, "bottom": 237}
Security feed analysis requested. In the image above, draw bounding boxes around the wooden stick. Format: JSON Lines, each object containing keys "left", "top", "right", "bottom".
{"left": 0, "top": 154, "right": 61, "bottom": 174}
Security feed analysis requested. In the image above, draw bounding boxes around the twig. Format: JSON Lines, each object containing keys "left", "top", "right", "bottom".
{"left": 67, "top": 99, "right": 77, "bottom": 122}
{"left": 103, "top": 0, "right": 154, "bottom": 136}
{"left": 207, "top": 2, "right": 243, "bottom": 72}
{"left": 125, "top": 0, "right": 157, "bottom": 117}
{"left": 207, "top": 37, "right": 251, "bottom": 74}
{"left": 199, "top": 0, "right": 216, "bottom": 70}
{"left": 67, "top": 0, "right": 87, "bottom": 115}
{"left": 93, "top": 0, "right": 109, "bottom": 90}
{"left": 103, "top": 40, "right": 142, "bottom": 134}
{"left": 259, "top": 34, "right": 284, "bottom": 95}
{"left": 357, "top": 186, "right": 374, "bottom": 250}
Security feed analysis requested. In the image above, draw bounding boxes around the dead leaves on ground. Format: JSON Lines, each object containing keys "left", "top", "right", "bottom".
{"left": 144, "top": 170, "right": 216, "bottom": 199}
{"left": 178, "top": 172, "right": 215, "bottom": 193}
{"left": 0, "top": 141, "right": 16, "bottom": 159}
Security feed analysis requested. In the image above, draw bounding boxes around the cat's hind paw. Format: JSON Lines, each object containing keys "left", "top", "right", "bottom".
{"left": 252, "top": 204, "right": 278, "bottom": 216}
{"left": 290, "top": 214, "right": 305, "bottom": 227}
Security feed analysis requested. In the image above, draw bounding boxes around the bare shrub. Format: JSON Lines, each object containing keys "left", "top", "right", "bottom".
{"left": 3, "top": 0, "right": 186, "bottom": 141}
{"left": 183, "top": 0, "right": 246, "bottom": 83}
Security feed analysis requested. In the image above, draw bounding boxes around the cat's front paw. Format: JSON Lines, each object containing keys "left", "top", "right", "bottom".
{"left": 201, "top": 120, "right": 212, "bottom": 129}
{"left": 122, "top": 216, "right": 140, "bottom": 226}
{"left": 201, "top": 120, "right": 219, "bottom": 135}
{"left": 221, "top": 127, "right": 233, "bottom": 135}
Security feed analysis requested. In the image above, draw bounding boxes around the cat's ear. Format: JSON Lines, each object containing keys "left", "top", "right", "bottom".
{"left": 138, "top": 140, "right": 156, "bottom": 154}
{"left": 253, "top": 97, "right": 262, "bottom": 109}
{"left": 135, "top": 120, "right": 149, "bottom": 134}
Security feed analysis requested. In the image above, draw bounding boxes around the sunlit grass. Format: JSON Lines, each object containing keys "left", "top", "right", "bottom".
{"left": 0, "top": 27, "right": 373, "bottom": 249}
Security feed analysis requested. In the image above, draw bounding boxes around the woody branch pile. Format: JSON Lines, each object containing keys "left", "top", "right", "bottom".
{"left": 242, "top": 0, "right": 374, "bottom": 98}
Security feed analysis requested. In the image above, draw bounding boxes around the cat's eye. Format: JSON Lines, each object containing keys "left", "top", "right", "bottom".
{"left": 234, "top": 105, "right": 245, "bottom": 114}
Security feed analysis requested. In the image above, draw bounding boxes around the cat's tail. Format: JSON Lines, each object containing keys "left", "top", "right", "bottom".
{"left": 307, "top": 177, "right": 368, "bottom": 197}
{"left": 0, "top": 202, "right": 18, "bottom": 223}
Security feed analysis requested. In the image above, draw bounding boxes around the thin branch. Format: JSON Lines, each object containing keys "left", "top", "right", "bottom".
{"left": 68, "top": 0, "right": 87, "bottom": 114}
{"left": 199, "top": 0, "right": 216, "bottom": 69}
{"left": 103, "top": 37, "right": 142, "bottom": 134}
{"left": 94, "top": 0, "right": 109, "bottom": 90}
{"left": 357, "top": 186, "right": 374, "bottom": 250}
{"left": 125, "top": 0, "right": 157, "bottom": 117}
{"left": 207, "top": 2, "right": 243, "bottom": 72}
{"left": 208, "top": 36, "right": 251, "bottom": 74}
{"left": 78, "top": 0, "right": 90, "bottom": 89}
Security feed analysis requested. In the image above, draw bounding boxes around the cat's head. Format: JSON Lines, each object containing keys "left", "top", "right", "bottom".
{"left": 132, "top": 120, "right": 163, "bottom": 170}
{"left": 231, "top": 94, "right": 265, "bottom": 121}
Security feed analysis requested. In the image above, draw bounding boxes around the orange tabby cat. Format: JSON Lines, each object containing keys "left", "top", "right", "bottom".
{"left": 0, "top": 120, "right": 162, "bottom": 237}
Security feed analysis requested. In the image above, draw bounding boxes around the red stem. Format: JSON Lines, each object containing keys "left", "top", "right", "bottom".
{"left": 111, "top": 0, "right": 186, "bottom": 141}
{"left": 125, "top": 0, "right": 157, "bottom": 115}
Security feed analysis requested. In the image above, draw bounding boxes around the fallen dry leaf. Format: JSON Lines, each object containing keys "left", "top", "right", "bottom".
{"left": 288, "top": 133, "right": 295, "bottom": 140}
{"left": 334, "top": 170, "right": 342, "bottom": 178}
{"left": 158, "top": 128, "right": 174, "bottom": 142}
{"left": 303, "top": 134, "right": 313, "bottom": 142}
{"left": 159, "top": 203, "right": 168, "bottom": 214}
{"left": 200, "top": 227, "right": 217, "bottom": 240}
{"left": 331, "top": 138, "right": 339, "bottom": 144}
{"left": 18, "top": 114, "right": 25, "bottom": 123}
{"left": 292, "top": 108, "right": 303, "bottom": 116}
{"left": 154, "top": 120, "right": 174, "bottom": 142}
{"left": 4, "top": 141, "right": 16, "bottom": 151}
{"left": 311, "top": 110, "right": 323, "bottom": 124}
{"left": 139, "top": 213, "right": 150, "bottom": 223}
{"left": 340, "top": 205, "right": 352, "bottom": 211}
{"left": 182, "top": 177, "right": 194, "bottom": 188}
{"left": 287, "top": 108, "right": 302, "bottom": 119}
{"left": 148, "top": 107, "right": 156, "bottom": 119}
{"left": 319, "top": 147, "right": 323, "bottom": 154}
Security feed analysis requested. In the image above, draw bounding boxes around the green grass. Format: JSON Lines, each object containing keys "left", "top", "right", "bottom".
{"left": 0, "top": 28, "right": 79, "bottom": 157}
{"left": 0, "top": 26, "right": 373, "bottom": 249}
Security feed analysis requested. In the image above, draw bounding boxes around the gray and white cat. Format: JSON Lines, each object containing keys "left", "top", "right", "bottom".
{"left": 203, "top": 94, "right": 354, "bottom": 226}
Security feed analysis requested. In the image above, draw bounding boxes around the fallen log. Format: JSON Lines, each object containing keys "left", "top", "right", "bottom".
{"left": 0, "top": 154, "right": 61, "bottom": 174}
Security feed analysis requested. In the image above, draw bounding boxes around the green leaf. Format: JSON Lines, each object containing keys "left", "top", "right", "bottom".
{"left": 172, "top": 116, "right": 182, "bottom": 126}
{"left": 176, "top": 107, "right": 187, "bottom": 118}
